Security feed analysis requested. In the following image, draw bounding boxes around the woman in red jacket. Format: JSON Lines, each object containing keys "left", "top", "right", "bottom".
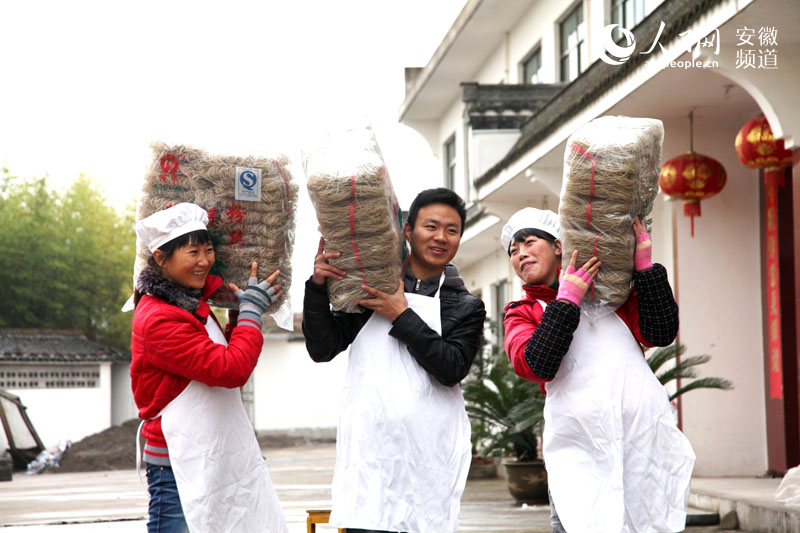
{"left": 501, "top": 207, "right": 694, "bottom": 532}
{"left": 131, "top": 203, "right": 287, "bottom": 533}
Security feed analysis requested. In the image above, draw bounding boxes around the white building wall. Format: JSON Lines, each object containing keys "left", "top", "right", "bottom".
{"left": 457, "top": 248, "right": 516, "bottom": 325}
{"left": 662, "top": 114, "right": 768, "bottom": 476}
{"left": 439, "top": 99, "right": 471, "bottom": 199}
{"left": 505, "top": 0, "right": 561, "bottom": 84}
{"left": 251, "top": 338, "right": 347, "bottom": 431}
{"left": 111, "top": 362, "right": 137, "bottom": 426}
{"left": 473, "top": 39, "right": 505, "bottom": 84}
{"left": 10, "top": 362, "right": 113, "bottom": 447}
{"left": 472, "top": 130, "right": 522, "bottom": 178}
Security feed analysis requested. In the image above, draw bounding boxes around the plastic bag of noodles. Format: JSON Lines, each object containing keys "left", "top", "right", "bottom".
{"left": 304, "top": 127, "right": 404, "bottom": 313}
{"left": 559, "top": 116, "right": 663, "bottom": 316}
{"left": 130, "top": 141, "right": 298, "bottom": 330}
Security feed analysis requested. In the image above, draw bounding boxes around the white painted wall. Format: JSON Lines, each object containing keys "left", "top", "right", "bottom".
{"left": 439, "top": 99, "right": 470, "bottom": 200}
{"left": 472, "top": 37, "right": 505, "bottom": 84}
{"left": 472, "top": 130, "right": 522, "bottom": 178}
{"left": 504, "top": 0, "right": 561, "bottom": 84}
{"left": 662, "top": 114, "right": 768, "bottom": 476}
{"left": 9, "top": 363, "right": 113, "bottom": 447}
{"left": 251, "top": 338, "right": 347, "bottom": 431}
{"left": 111, "top": 362, "right": 137, "bottom": 426}
{"left": 457, "top": 247, "right": 516, "bottom": 323}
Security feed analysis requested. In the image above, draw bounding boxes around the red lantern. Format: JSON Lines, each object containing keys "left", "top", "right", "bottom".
{"left": 735, "top": 114, "right": 793, "bottom": 187}
{"left": 660, "top": 151, "right": 727, "bottom": 237}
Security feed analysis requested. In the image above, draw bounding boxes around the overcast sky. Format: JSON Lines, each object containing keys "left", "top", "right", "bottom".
{"left": 0, "top": 0, "right": 467, "bottom": 314}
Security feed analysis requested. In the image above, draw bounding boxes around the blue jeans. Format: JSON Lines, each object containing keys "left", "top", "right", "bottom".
{"left": 146, "top": 464, "right": 189, "bottom": 533}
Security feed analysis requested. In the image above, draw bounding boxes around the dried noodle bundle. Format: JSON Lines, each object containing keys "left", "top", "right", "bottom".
{"left": 133, "top": 141, "right": 298, "bottom": 329}
{"left": 559, "top": 116, "right": 663, "bottom": 311}
{"left": 305, "top": 129, "right": 403, "bottom": 312}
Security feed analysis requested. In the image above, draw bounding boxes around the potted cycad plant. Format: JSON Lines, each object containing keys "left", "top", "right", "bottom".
{"left": 646, "top": 343, "right": 733, "bottom": 400}
{"left": 462, "top": 322, "right": 547, "bottom": 504}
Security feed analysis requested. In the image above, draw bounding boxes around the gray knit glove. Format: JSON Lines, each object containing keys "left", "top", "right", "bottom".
{"left": 234, "top": 276, "right": 278, "bottom": 331}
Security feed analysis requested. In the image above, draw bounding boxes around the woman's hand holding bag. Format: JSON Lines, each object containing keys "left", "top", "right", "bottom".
{"left": 230, "top": 262, "right": 282, "bottom": 330}
{"left": 557, "top": 251, "right": 600, "bottom": 307}
{"left": 633, "top": 218, "right": 653, "bottom": 272}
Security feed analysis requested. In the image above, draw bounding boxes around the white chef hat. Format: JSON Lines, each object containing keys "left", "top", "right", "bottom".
{"left": 500, "top": 207, "right": 561, "bottom": 252}
{"left": 136, "top": 203, "right": 209, "bottom": 253}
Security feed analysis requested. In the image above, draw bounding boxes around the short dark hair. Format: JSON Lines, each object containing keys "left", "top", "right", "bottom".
{"left": 407, "top": 188, "right": 467, "bottom": 235}
{"left": 508, "top": 228, "right": 557, "bottom": 255}
{"left": 148, "top": 229, "right": 212, "bottom": 268}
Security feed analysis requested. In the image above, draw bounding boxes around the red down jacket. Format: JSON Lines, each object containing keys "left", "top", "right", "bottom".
{"left": 503, "top": 282, "right": 649, "bottom": 393}
{"left": 130, "top": 274, "right": 263, "bottom": 455}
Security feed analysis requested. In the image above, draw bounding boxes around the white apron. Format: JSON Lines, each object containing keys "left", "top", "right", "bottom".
{"left": 542, "top": 303, "right": 695, "bottom": 533}
{"left": 159, "top": 318, "right": 288, "bottom": 533}
{"left": 329, "top": 275, "right": 472, "bottom": 533}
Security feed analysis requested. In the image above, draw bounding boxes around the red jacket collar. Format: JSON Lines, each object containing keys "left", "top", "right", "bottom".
{"left": 521, "top": 266, "right": 561, "bottom": 302}
{"left": 202, "top": 274, "right": 223, "bottom": 300}
{"left": 522, "top": 283, "right": 558, "bottom": 301}
{"left": 195, "top": 275, "right": 223, "bottom": 322}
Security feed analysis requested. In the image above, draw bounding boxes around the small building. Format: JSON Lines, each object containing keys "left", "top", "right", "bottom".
{"left": 0, "top": 329, "right": 136, "bottom": 447}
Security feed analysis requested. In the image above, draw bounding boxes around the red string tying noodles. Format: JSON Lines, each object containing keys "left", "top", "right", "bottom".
{"left": 570, "top": 143, "right": 600, "bottom": 300}
{"left": 275, "top": 160, "right": 291, "bottom": 212}
{"left": 349, "top": 175, "right": 368, "bottom": 285}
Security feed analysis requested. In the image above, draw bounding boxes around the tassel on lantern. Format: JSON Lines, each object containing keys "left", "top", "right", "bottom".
{"left": 683, "top": 200, "right": 701, "bottom": 237}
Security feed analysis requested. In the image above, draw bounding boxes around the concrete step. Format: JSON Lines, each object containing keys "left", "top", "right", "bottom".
{"left": 690, "top": 478, "right": 800, "bottom": 532}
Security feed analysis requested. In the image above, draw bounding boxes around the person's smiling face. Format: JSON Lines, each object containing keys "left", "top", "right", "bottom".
{"left": 405, "top": 203, "right": 462, "bottom": 279}
{"left": 157, "top": 242, "right": 216, "bottom": 289}
{"left": 509, "top": 234, "right": 561, "bottom": 286}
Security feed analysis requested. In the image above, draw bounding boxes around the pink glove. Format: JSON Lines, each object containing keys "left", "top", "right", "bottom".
{"left": 557, "top": 265, "right": 593, "bottom": 306}
{"left": 634, "top": 228, "right": 653, "bottom": 271}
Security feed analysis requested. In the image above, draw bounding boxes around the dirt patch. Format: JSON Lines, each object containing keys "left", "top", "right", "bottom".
{"left": 57, "top": 418, "right": 139, "bottom": 473}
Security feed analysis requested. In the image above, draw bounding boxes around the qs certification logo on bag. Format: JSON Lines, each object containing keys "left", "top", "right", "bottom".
{"left": 235, "top": 167, "right": 262, "bottom": 202}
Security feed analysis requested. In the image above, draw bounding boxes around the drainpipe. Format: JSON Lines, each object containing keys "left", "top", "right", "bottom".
{"left": 463, "top": 117, "right": 471, "bottom": 202}
{"left": 504, "top": 32, "right": 511, "bottom": 82}
{"left": 671, "top": 198, "right": 683, "bottom": 430}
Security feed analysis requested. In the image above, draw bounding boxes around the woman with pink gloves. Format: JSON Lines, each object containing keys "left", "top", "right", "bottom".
{"left": 501, "top": 207, "right": 695, "bottom": 532}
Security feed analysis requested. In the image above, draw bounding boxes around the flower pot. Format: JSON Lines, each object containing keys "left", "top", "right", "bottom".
{"left": 467, "top": 455, "right": 498, "bottom": 480}
{"left": 503, "top": 460, "right": 548, "bottom": 504}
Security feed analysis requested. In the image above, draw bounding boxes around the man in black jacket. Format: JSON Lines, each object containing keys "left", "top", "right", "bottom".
{"left": 303, "top": 187, "right": 486, "bottom": 533}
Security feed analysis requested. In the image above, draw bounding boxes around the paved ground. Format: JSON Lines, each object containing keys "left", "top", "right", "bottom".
{"left": 0, "top": 444, "right": 553, "bottom": 532}
{"left": 0, "top": 443, "right": 741, "bottom": 532}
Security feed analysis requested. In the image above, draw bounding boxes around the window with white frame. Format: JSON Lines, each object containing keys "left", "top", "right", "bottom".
{"left": 612, "top": 0, "right": 646, "bottom": 41}
{"left": 444, "top": 135, "right": 456, "bottom": 190}
{"left": 560, "top": 3, "right": 586, "bottom": 83}
{"left": 521, "top": 47, "right": 542, "bottom": 84}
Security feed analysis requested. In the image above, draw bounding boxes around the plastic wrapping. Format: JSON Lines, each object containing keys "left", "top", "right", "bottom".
{"left": 776, "top": 465, "right": 800, "bottom": 506}
{"left": 559, "top": 116, "right": 664, "bottom": 314}
{"left": 26, "top": 440, "right": 71, "bottom": 475}
{"left": 132, "top": 142, "right": 298, "bottom": 330}
{"left": 304, "top": 128, "right": 404, "bottom": 313}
